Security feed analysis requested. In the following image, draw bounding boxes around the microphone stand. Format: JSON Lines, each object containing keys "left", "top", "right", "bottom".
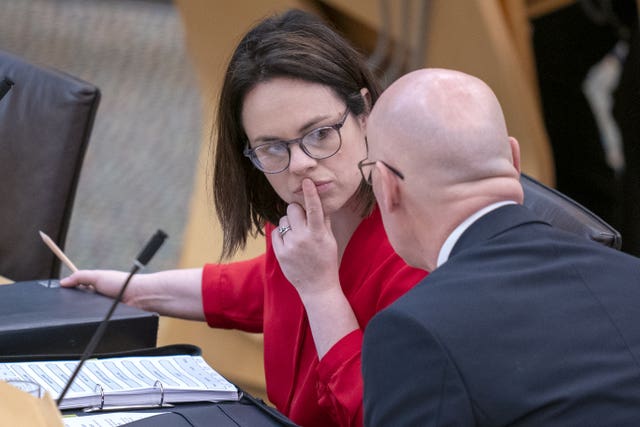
{"left": 56, "top": 230, "right": 168, "bottom": 407}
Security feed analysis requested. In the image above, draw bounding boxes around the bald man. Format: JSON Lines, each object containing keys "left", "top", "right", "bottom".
{"left": 360, "top": 69, "right": 640, "bottom": 426}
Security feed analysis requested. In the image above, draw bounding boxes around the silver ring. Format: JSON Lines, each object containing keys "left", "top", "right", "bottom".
{"left": 278, "top": 225, "right": 292, "bottom": 236}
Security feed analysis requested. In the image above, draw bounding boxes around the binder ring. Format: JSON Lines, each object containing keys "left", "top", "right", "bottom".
{"left": 154, "top": 380, "right": 165, "bottom": 407}
{"left": 94, "top": 383, "right": 105, "bottom": 410}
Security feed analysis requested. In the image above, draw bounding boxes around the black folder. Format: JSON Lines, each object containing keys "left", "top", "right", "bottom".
{"left": 0, "top": 280, "right": 158, "bottom": 355}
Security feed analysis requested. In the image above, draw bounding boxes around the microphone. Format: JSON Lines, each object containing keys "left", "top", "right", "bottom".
{"left": 0, "top": 78, "right": 14, "bottom": 102}
{"left": 56, "top": 229, "right": 168, "bottom": 407}
{"left": 135, "top": 229, "right": 168, "bottom": 267}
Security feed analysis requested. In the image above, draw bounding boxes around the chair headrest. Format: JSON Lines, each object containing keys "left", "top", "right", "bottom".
{"left": 0, "top": 50, "right": 101, "bottom": 281}
{"left": 521, "top": 173, "right": 622, "bottom": 249}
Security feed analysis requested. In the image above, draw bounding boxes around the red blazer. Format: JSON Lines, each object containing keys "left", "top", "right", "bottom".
{"left": 202, "top": 207, "right": 427, "bottom": 426}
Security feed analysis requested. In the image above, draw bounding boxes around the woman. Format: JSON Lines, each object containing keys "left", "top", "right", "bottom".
{"left": 61, "top": 9, "right": 427, "bottom": 427}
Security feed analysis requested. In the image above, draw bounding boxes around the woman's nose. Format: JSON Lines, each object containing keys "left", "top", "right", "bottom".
{"left": 288, "top": 143, "right": 317, "bottom": 173}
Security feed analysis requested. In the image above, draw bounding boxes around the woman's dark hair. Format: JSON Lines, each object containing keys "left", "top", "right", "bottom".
{"left": 214, "top": 9, "right": 381, "bottom": 259}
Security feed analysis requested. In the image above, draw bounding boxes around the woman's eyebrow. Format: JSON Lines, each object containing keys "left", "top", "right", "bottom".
{"left": 252, "top": 112, "right": 335, "bottom": 144}
{"left": 295, "top": 113, "right": 333, "bottom": 134}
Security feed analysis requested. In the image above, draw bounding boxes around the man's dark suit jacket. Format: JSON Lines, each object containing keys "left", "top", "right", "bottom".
{"left": 363, "top": 204, "right": 640, "bottom": 426}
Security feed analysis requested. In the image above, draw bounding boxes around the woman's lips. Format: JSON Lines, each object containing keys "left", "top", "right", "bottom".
{"left": 294, "top": 180, "right": 332, "bottom": 194}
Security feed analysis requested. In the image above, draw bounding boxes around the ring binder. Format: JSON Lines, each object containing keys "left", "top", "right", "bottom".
{"left": 1, "top": 350, "right": 238, "bottom": 413}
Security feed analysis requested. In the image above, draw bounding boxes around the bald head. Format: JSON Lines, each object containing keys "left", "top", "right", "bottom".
{"left": 370, "top": 68, "right": 519, "bottom": 189}
{"left": 367, "top": 69, "right": 523, "bottom": 270}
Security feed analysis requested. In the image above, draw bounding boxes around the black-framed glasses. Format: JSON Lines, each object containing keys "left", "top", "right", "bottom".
{"left": 243, "top": 108, "right": 350, "bottom": 174}
{"left": 358, "top": 158, "right": 405, "bottom": 185}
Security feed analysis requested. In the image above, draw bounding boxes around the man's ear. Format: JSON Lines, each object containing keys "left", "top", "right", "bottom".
{"left": 376, "top": 161, "right": 401, "bottom": 212}
{"left": 508, "top": 137, "right": 521, "bottom": 173}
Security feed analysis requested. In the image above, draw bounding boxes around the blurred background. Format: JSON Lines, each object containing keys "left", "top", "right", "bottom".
{"left": 0, "top": 0, "right": 202, "bottom": 273}
{"left": 1, "top": 0, "right": 638, "bottom": 403}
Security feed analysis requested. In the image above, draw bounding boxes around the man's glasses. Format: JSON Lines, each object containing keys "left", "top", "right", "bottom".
{"left": 358, "top": 158, "right": 404, "bottom": 185}
{"left": 244, "top": 108, "right": 350, "bottom": 174}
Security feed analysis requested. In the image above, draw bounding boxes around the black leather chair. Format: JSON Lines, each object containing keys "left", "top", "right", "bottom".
{"left": 0, "top": 50, "right": 101, "bottom": 281}
{"left": 521, "top": 173, "right": 622, "bottom": 249}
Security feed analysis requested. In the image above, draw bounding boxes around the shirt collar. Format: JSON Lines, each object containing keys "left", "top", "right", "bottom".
{"left": 436, "top": 201, "right": 517, "bottom": 268}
